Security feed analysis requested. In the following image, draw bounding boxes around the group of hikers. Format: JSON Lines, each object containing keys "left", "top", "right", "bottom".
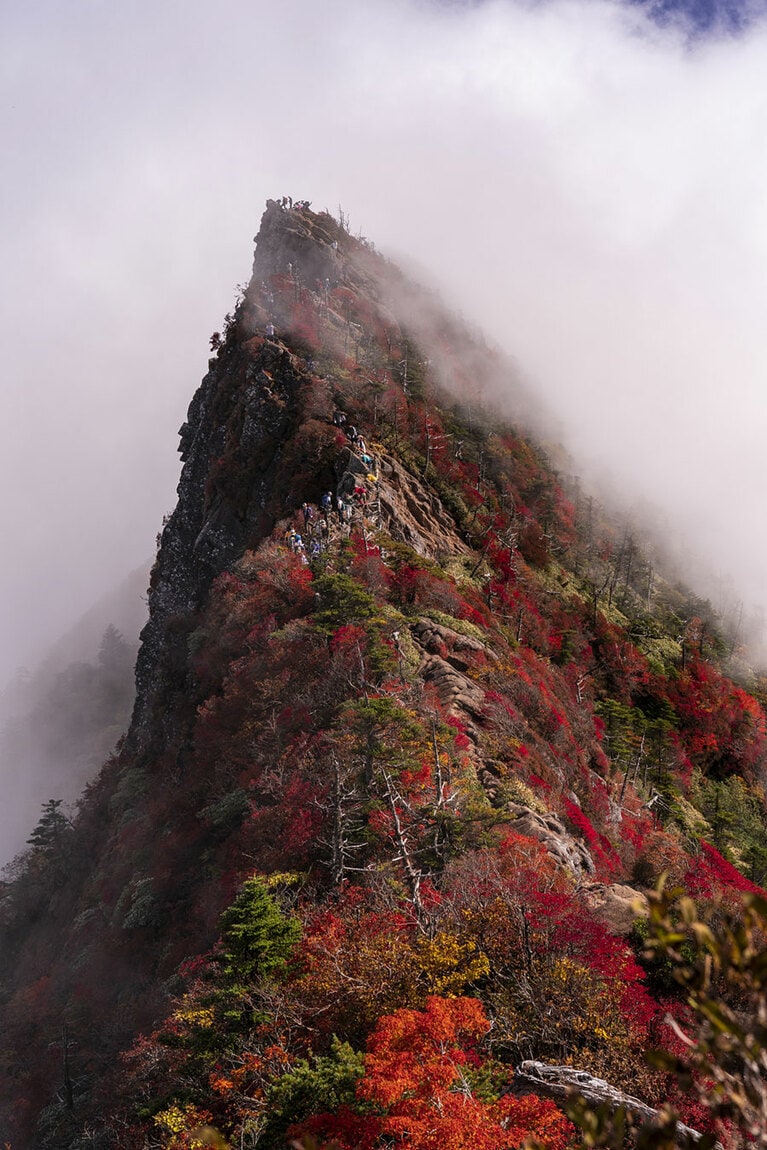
{"left": 284, "top": 493, "right": 352, "bottom": 562}
{"left": 277, "top": 196, "right": 312, "bottom": 211}
{"left": 332, "top": 409, "right": 376, "bottom": 471}
{"left": 282, "top": 405, "right": 379, "bottom": 563}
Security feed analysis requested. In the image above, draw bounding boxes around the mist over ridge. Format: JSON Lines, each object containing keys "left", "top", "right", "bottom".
{"left": 5, "top": 182, "right": 767, "bottom": 1149}
{"left": 0, "top": 564, "right": 148, "bottom": 866}
{"left": 3, "top": 0, "right": 767, "bottom": 691}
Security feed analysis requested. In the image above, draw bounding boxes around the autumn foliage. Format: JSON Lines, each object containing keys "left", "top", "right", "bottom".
{"left": 293, "top": 997, "right": 573, "bottom": 1150}
{"left": 1, "top": 202, "right": 766, "bottom": 1150}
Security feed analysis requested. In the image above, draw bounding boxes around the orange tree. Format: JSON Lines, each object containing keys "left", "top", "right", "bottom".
{"left": 291, "top": 995, "right": 572, "bottom": 1150}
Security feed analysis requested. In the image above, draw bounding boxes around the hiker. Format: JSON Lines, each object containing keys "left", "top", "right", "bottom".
{"left": 360, "top": 452, "right": 373, "bottom": 466}
{"left": 292, "top": 532, "right": 303, "bottom": 553}
{"left": 356, "top": 436, "right": 367, "bottom": 454}
{"left": 332, "top": 410, "right": 347, "bottom": 428}
{"left": 302, "top": 502, "right": 314, "bottom": 527}
{"left": 320, "top": 518, "right": 330, "bottom": 542}
{"left": 334, "top": 494, "right": 345, "bottom": 522}
{"left": 321, "top": 491, "right": 333, "bottom": 522}
{"left": 310, "top": 538, "right": 321, "bottom": 558}
{"left": 346, "top": 425, "right": 358, "bottom": 442}
{"left": 285, "top": 527, "right": 297, "bottom": 549}
{"left": 266, "top": 322, "right": 275, "bottom": 337}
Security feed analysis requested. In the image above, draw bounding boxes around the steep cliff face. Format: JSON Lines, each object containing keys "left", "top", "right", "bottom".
{"left": 130, "top": 200, "right": 467, "bottom": 758}
{"left": 2, "top": 201, "right": 767, "bottom": 1150}
{"left": 131, "top": 204, "right": 364, "bottom": 751}
{"left": 131, "top": 336, "right": 304, "bottom": 753}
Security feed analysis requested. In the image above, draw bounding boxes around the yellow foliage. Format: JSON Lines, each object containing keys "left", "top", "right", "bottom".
{"left": 154, "top": 1104, "right": 223, "bottom": 1148}
{"left": 155, "top": 1105, "right": 190, "bottom": 1136}
{"left": 502, "top": 774, "right": 547, "bottom": 814}
{"left": 551, "top": 956, "right": 586, "bottom": 982}
{"left": 263, "top": 870, "right": 303, "bottom": 889}
{"left": 171, "top": 1002, "right": 215, "bottom": 1029}
{"left": 548, "top": 958, "right": 633, "bottom": 1052}
{"left": 416, "top": 931, "right": 490, "bottom": 995}
{"left": 475, "top": 659, "right": 518, "bottom": 683}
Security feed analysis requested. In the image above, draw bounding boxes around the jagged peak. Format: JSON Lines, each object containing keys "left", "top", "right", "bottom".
{"left": 250, "top": 198, "right": 379, "bottom": 302}
{"left": 2, "top": 198, "right": 767, "bottom": 1150}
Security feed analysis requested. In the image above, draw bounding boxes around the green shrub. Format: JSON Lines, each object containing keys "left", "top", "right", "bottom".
{"left": 219, "top": 876, "right": 301, "bottom": 984}
{"left": 313, "top": 572, "right": 379, "bottom": 632}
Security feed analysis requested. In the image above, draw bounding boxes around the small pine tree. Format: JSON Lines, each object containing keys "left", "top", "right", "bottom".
{"left": 26, "top": 799, "right": 70, "bottom": 854}
{"left": 218, "top": 876, "right": 301, "bottom": 984}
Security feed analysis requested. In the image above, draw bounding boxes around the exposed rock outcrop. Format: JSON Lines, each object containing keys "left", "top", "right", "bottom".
{"left": 131, "top": 335, "right": 308, "bottom": 756}
{"left": 407, "top": 617, "right": 492, "bottom": 743}
{"left": 582, "top": 882, "right": 647, "bottom": 935}
{"left": 418, "top": 653, "right": 486, "bottom": 719}
{"left": 408, "top": 617, "right": 596, "bottom": 882}
{"left": 130, "top": 200, "right": 474, "bottom": 759}
{"left": 252, "top": 200, "right": 343, "bottom": 290}
{"left": 376, "top": 452, "right": 471, "bottom": 558}
{"left": 504, "top": 802, "right": 595, "bottom": 877}
{"left": 411, "top": 617, "right": 496, "bottom": 670}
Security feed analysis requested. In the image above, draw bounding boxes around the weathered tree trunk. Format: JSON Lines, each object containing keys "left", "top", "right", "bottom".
{"left": 509, "top": 1060, "right": 716, "bottom": 1147}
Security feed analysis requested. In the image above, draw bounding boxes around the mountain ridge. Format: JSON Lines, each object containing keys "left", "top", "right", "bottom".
{"left": 2, "top": 200, "right": 766, "bottom": 1148}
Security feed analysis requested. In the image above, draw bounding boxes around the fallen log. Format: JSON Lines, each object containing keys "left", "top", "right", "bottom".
{"left": 509, "top": 1060, "right": 716, "bottom": 1147}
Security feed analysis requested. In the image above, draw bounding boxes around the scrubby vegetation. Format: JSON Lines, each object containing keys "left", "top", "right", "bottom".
{"left": 1, "top": 202, "right": 766, "bottom": 1148}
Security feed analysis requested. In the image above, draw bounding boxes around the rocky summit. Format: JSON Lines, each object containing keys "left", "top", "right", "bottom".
{"left": 2, "top": 201, "right": 767, "bottom": 1149}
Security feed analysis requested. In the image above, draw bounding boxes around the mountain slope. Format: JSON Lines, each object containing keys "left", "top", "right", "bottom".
{"left": 1, "top": 200, "right": 766, "bottom": 1149}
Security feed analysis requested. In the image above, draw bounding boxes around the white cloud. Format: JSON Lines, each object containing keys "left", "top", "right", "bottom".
{"left": 2, "top": 0, "right": 767, "bottom": 690}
